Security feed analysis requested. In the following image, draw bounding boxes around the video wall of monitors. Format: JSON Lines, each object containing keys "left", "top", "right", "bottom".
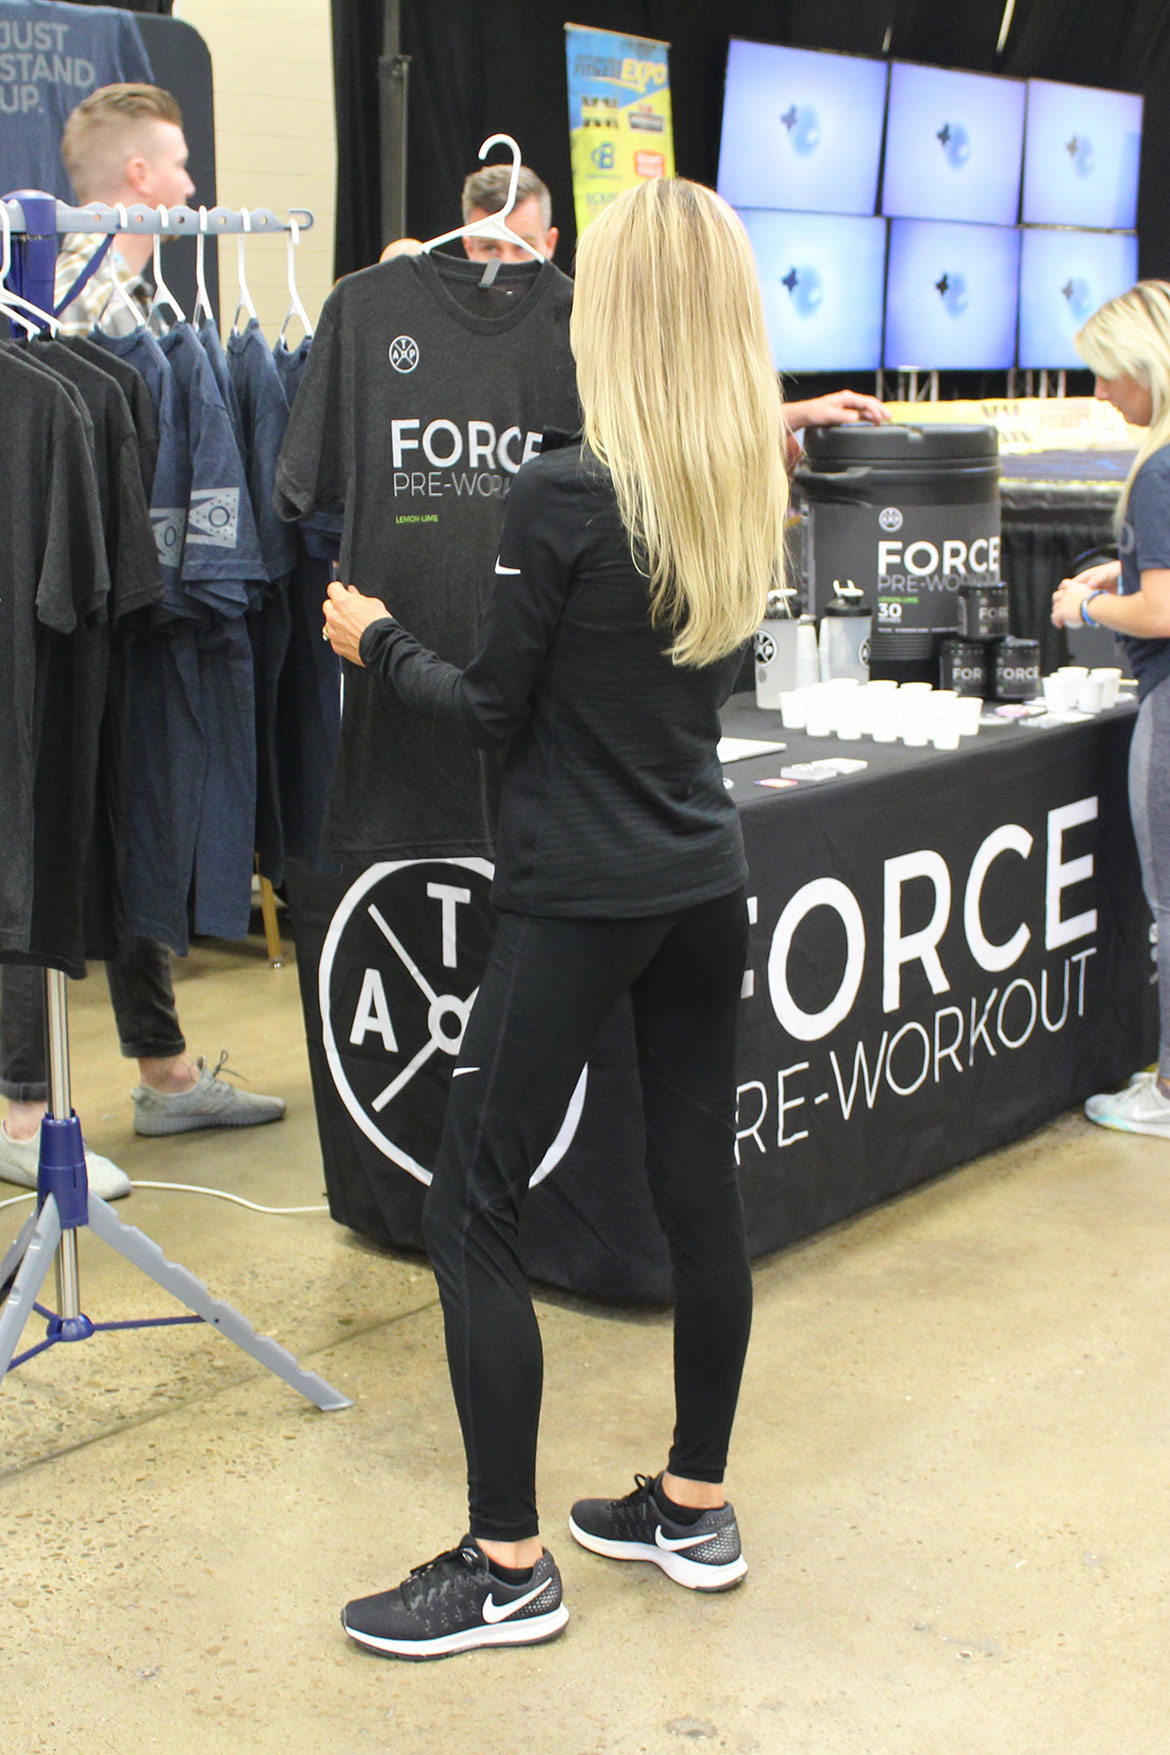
{"left": 717, "top": 39, "right": 1144, "bottom": 372}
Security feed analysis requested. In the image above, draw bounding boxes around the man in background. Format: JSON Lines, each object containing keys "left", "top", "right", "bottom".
{"left": 54, "top": 83, "right": 195, "bottom": 334}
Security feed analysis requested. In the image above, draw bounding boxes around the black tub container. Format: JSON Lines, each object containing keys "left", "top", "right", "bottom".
{"left": 991, "top": 637, "right": 1041, "bottom": 701}
{"left": 795, "top": 425, "right": 1001, "bottom": 684}
{"left": 957, "top": 581, "right": 1010, "bottom": 642}
{"left": 939, "top": 637, "right": 988, "bottom": 697}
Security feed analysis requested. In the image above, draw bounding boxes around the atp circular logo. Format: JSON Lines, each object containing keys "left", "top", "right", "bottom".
{"left": 388, "top": 335, "right": 420, "bottom": 373}
{"left": 754, "top": 629, "right": 776, "bottom": 665}
{"left": 318, "top": 859, "right": 586, "bottom": 1186}
{"left": 879, "top": 507, "right": 903, "bottom": 532}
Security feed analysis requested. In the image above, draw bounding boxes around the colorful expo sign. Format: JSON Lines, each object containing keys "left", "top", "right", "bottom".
{"left": 564, "top": 22, "right": 675, "bottom": 234}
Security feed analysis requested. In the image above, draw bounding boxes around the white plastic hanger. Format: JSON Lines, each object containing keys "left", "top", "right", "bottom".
{"left": 420, "top": 133, "right": 543, "bottom": 286}
{"left": 147, "top": 203, "right": 186, "bottom": 329}
{"left": 191, "top": 204, "right": 215, "bottom": 328}
{"left": 231, "top": 208, "right": 258, "bottom": 335}
{"left": 94, "top": 204, "right": 145, "bottom": 332}
{"left": 0, "top": 199, "right": 61, "bottom": 333}
{"left": 278, "top": 214, "right": 313, "bottom": 344}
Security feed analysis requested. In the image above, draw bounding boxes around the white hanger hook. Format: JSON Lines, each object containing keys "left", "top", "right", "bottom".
{"left": 193, "top": 204, "right": 214, "bottom": 328}
{"left": 280, "top": 213, "right": 313, "bottom": 343}
{"left": 233, "top": 208, "right": 258, "bottom": 334}
{"left": 477, "top": 133, "right": 522, "bottom": 220}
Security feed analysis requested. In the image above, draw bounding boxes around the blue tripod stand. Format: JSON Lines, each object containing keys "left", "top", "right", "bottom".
{"left": 0, "top": 970, "right": 350, "bottom": 1410}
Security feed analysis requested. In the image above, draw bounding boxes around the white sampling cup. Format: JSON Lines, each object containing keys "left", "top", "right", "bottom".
{"left": 1077, "top": 674, "right": 1106, "bottom": 713}
{"left": 955, "top": 695, "right": 983, "bottom": 737}
{"left": 778, "top": 689, "right": 808, "bottom": 729}
{"left": 1092, "top": 667, "right": 1122, "bottom": 708}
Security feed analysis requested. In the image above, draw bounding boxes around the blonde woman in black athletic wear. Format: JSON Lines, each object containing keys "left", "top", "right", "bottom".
{"left": 324, "top": 177, "right": 788, "bottom": 1660}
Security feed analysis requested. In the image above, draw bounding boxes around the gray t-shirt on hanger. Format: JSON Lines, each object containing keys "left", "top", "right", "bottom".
{"left": 274, "top": 250, "right": 579, "bottom": 859}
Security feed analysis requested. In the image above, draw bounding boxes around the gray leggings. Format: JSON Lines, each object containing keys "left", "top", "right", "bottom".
{"left": 1128, "top": 675, "right": 1170, "bottom": 1077}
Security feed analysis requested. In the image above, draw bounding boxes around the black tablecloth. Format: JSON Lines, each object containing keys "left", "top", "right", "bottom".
{"left": 286, "top": 694, "right": 1155, "bottom": 1301}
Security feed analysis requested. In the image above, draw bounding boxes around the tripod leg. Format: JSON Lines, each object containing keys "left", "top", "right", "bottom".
{"left": 0, "top": 1198, "right": 63, "bottom": 1379}
{"left": 85, "top": 1195, "right": 351, "bottom": 1412}
{"left": 0, "top": 1210, "right": 38, "bottom": 1298}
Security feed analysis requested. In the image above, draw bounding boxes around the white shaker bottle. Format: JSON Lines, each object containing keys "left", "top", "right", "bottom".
{"left": 818, "top": 579, "right": 872, "bottom": 683}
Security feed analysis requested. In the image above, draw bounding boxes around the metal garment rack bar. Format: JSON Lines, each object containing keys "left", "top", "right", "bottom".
{"left": 0, "top": 195, "right": 347, "bottom": 1411}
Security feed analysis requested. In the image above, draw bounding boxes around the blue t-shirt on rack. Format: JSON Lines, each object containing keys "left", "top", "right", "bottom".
{"left": 160, "top": 321, "right": 265, "bottom": 618}
{"left": 91, "top": 322, "right": 190, "bottom": 618}
{"left": 228, "top": 317, "right": 295, "bottom": 588}
{"left": 0, "top": 1, "right": 152, "bottom": 200}
{"left": 197, "top": 315, "right": 246, "bottom": 460}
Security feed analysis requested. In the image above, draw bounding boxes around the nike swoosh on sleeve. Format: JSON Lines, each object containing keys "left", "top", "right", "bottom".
{"left": 494, "top": 559, "right": 522, "bottom": 575}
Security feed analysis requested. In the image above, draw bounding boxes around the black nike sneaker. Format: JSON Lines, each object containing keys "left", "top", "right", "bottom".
{"left": 341, "top": 1537, "right": 568, "bottom": 1660}
{"left": 568, "top": 1473, "right": 747, "bottom": 1591}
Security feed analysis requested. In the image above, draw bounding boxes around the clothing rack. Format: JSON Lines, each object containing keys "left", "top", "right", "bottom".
{"left": 0, "top": 194, "right": 347, "bottom": 1412}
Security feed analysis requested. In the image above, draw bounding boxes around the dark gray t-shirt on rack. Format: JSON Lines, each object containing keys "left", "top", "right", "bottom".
{"left": 31, "top": 337, "right": 159, "bottom": 620}
{"left": 66, "top": 333, "right": 160, "bottom": 499}
{"left": 0, "top": 349, "right": 109, "bottom": 977}
{"left": 274, "top": 250, "right": 579, "bottom": 859}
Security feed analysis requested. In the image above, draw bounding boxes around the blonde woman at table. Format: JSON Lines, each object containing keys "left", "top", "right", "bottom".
{"left": 1052, "top": 280, "right": 1170, "bottom": 1135}
{"left": 323, "top": 177, "right": 788, "bottom": 1659}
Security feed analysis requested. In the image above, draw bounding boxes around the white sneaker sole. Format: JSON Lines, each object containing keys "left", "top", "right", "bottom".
{"left": 1084, "top": 1108, "right": 1170, "bottom": 1139}
{"left": 341, "top": 1602, "right": 568, "bottom": 1660}
{"left": 567, "top": 1516, "right": 747, "bottom": 1591}
{"left": 133, "top": 1105, "right": 285, "bottom": 1137}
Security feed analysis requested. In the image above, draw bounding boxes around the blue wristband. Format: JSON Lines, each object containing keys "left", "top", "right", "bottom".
{"left": 1081, "top": 589, "right": 1105, "bottom": 627}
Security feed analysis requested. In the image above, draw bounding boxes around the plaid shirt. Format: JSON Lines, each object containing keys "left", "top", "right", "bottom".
{"left": 54, "top": 232, "right": 150, "bottom": 336}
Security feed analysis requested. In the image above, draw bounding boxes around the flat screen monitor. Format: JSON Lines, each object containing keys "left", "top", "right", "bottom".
{"left": 882, "top": 62, "right": 1026, "bottom": 225}
{"left": 1018, "top": 227, "right": 1139, "bottom": 369}
{"left": 885, "top": 219, "right": 1021, "bottom": 370}
{"left": 1022, "top": 80, "right": 1143, "bottom": 230}
{"left": 738, "top": 210, "right": 887, "bottom": 373}
{"left": 717, "top": 39, "right": 888, "bottom": 215}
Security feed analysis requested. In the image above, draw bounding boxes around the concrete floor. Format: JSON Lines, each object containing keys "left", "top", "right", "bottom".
{"left": 2, "top": 934, "right": 1168, "bottom": 1755}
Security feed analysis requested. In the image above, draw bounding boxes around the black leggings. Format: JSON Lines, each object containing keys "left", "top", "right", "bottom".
{"left": 422, "top": 887, "right": 753, "bottom": 1543}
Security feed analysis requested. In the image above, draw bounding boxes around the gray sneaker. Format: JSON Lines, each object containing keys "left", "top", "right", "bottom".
{"left": 132, "top": 1052, "right": 287, "bottom": 1137}
{"left": 0, "top": 1121, "right": 131, "bottom": 1201}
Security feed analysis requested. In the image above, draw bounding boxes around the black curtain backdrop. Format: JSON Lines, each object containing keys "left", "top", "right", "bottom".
{"left": 330, "top": 0, "right": 1170, "bottom": 389}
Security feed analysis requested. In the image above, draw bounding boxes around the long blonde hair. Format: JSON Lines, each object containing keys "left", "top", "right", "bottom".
{"left": 1076, "top": 281, "right": 1170, "bottom": 531}
{"left": 570, "top": 178, "right": 788, "bottom": 667}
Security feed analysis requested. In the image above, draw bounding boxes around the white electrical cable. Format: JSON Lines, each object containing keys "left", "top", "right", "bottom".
{"left": 0, "top": 1185, "right": 327, "bottom": 1215}
{"left": 129, "top": 1181, "right": 328, "bottom": 1214}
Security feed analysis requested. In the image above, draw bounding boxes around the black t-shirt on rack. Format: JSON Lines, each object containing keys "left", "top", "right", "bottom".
{"left": 32, "top": 337, "right": 160, "bottom": 620}
{"left": 0, "top": 350, "right": 110, "bottom": 978}
{"left": 358, "top": 439, "right": 748, "bottom": 918}
{"left": 66, "top": 333, "right": 160, "bottom": 500}
{"left": 275, "top": 251, "right": 579, "bottom": 859}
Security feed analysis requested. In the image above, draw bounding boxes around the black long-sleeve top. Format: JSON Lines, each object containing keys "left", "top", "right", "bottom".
{"left": 357, "top": 437, "right": 748, "bottom": 917}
